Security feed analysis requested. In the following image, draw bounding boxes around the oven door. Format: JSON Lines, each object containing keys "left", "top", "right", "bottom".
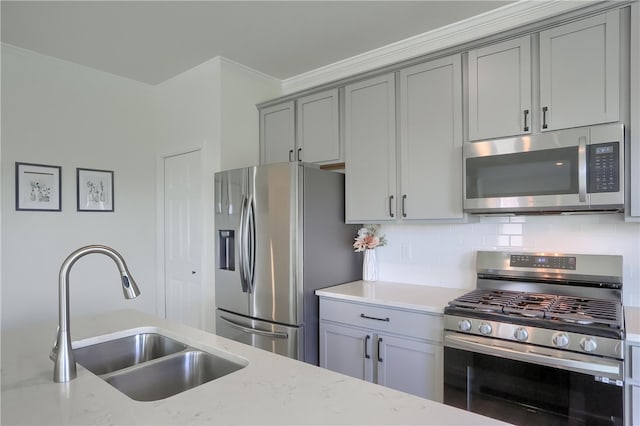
{"left": 443, "top": 333, "right": 624, "bottom": 426}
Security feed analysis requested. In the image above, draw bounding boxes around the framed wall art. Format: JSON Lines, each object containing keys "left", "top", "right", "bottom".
{"left": 15, "top": 162, "right": 62, "bottom": 211}
{"left": 77, "top": 168, "right": 114, "bottom": 212}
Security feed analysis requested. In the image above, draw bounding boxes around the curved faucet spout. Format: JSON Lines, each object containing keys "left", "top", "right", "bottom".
{"left": 52, "top": 245, "right": 141, "bottom": 383}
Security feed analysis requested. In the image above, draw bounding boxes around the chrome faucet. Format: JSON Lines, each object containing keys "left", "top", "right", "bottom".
{"left": 51, "top": 245, "right": 141, "bottom": 383}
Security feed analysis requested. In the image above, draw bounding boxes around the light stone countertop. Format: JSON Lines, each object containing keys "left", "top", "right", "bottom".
{"left": 316, "top": 280, "right": 470, "bottom": 314}
{"left": 1, "top": 309, "right": 508, "bottom": 426}
{"left": 625, "top": 306, "right": 640, "bottom": 343}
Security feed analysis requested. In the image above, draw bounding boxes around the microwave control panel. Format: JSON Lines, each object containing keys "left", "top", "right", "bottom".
{"left": 588, "top": 142, "right": 619, "bottom": 193}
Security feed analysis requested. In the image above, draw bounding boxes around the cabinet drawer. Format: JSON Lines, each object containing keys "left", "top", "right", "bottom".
{"left": 631, "top": 344, "right": 640, "bottom": 380}
{"left": 319, "top": 298, "right": 443, "bottom": 342}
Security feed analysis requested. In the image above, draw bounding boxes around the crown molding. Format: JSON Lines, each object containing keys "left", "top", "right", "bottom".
{"left": 281, "top": 1, "right": 595, "bottom": 95}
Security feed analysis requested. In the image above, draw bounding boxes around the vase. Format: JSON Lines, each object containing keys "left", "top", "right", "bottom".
{"left": 362, "top": 249, "right": 378, "bottom": 282}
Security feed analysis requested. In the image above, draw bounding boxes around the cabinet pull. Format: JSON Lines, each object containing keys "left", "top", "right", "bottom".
{"left": 402, "top": 195, "right": 407, "bottom": 218}
{"left": 288, "top": 149, "right": 294, "bottom": 162}
{"left": 377, "top": 337, "right": 383, "bottom": 362}
{"left": 388, "top": 195, "right": 395, "bottom": 218}
{"left": 364, "top": 335, "right": 371, "bottom": 359}
{"left": 523, "top": 109, "right": 529, "bottom": 132}
{"left": 297, "top": 148, "right": 302, "bottom": 162}
{"left": 360, "top": 313, "right": 390, "bottom": 322}
{"left": 542, "top": 106, "right": 549, "bottom": 129}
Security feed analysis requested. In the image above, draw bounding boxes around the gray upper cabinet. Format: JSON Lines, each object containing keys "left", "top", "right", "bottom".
{"left": 344, "top": 73, "right": 397, "bottom": 222}
{"left": 399, "top": 55, "right": 464, "bottom": 220}
{"left": 296, "top": 88, "right": 341, "bottom": 164}
{"left": 259, "top": 88, "right": 341, "bottom": 165}
{"left": 259, "top": 101, "right": 296, "bottom": 164}
{"left": 345, "top": 54, "right": 464, "bottom": 223}
{"left": 467, "top": 10, "right": 620, "bottom": 140}
{"left": 539, "top": 10, "right": 620, "bottom": 131}
{"left": 468, "top": 36, "right": 532, "bottom": 141}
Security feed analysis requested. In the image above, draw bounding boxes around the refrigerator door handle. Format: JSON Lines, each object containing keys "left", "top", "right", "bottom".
{"left": 238, "top": 195, "right": 250, "bottom": 293}
{"left": 219, "top": 315, "right": 289, "bottom": 339}
{"left": 247, "top": 198, "right": 256, "bottom": 293}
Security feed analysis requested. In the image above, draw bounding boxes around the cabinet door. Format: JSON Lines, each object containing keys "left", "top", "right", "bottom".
{"left": 468, "top": 36, "right": 531, "bottom": 141}
{"left": 296, "top": 88, "right": 341, "bottom": 164}
{"left": 319, "top": 321, "right": 374, "bottom": 382}
{"left": 344, "top": 73, "right": 397, "bottom": 222}
{"left": 260, "top": 101, "right": 295, "bottom": 164}
{"left": 376, "top": 333, "right": 443, "bottom": 402}
{"left": 399, "top": 55, "right": 463, "bottom": 220}
{"left": 539, "top": 10, "right": 619, "bottom": 131}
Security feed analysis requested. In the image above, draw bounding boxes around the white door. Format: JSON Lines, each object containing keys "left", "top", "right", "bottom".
{"left": 164, "top": 150, "right": 202, "bottom": 328}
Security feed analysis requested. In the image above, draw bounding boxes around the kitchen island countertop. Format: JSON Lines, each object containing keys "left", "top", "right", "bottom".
{"left": 1, "top": 309, "right": 507, "bottom": 425}
{"left": 316, "top": 280, "right": 470, "bottom": 314}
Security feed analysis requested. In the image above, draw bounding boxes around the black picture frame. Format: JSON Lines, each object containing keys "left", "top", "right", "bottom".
{"left": 15, "top": 162, "right": 62, "bottom": 211}
{"left": 77, "top": 168, "right": 114, "bottom": 212}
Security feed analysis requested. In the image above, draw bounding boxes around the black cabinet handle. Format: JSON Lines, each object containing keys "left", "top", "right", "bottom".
{"left": 523, "top": 109, "right": 529, "bottom": 132}
{"left": 297, "top": 148, "right": 302, "bottom": 162}
{"left": 360, "top": 313, "right": 390, "bottom": 322}
{"left": 542, "top": 106, "right": 548, "bottom": 129}
{"left": 389, "top": 195, "right": 395, "bottom": 218}
{"left": 377, "top": 337, "right": 383, "bottom": 362}
{"left": 402, "top": 195, "right": 407, "bottom": 218}
{"left": 288, "top": 149, "right": 294, "bottom": 162}
{"left": 364, "top": 335, "right": 371, "bottom": 359}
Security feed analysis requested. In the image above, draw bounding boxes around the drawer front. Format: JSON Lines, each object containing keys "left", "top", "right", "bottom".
{"left": 319, "top": 298, "right": 443, "bottom": 342}
{"left": 631, "top": 344, "right": 640, "bottom": 380}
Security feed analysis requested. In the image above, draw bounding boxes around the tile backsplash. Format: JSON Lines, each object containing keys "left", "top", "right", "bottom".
{"left": 375, "top": 213, "right": 640, "bottom": 307}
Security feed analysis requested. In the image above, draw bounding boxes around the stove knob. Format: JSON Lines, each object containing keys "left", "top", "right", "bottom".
{"left": 552, "top": 333, "right": 569, "bottom": 348}
{"left": 478, "top": 323, "right": 492, "bottom": 335}
{"left": 514, "top": 327, "right": 529, "bottom": 341}
{"left": 580, "top": 337, "right": 598, "bottom": 353}
{"left": 458, "top": 319, "right": 472, "bottom": 332}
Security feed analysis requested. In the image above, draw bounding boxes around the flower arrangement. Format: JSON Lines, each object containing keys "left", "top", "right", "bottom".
{"left": 353, "top": 226, "right": 387, "bottom": 252}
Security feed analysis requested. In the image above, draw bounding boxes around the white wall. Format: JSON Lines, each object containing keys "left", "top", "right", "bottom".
{"left": 1, "top": 46, "right": 158, "bottom": 330}
{"left": 376, "top": 214, "right": 640, "bottom": 307}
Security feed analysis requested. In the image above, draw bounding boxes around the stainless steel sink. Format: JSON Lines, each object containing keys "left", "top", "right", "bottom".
{"left": 105, "top": 350, "right": 245, "bottom": 401}
{"left": 72, "top": 330, "right": 247, "bottom": 401}
{"left": 73, "top": 333, "right": 187, "bottom": 375}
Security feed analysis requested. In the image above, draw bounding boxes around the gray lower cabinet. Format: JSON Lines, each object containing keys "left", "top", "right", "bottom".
{"left": 319, "top": 297, "right": 444, "bottom": 402}
{"left": 626, "top": 342, "right": 640, "bottom": 426}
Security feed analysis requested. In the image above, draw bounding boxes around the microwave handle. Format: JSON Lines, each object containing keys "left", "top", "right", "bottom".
{"left": 578, "top": 136, "right": 587, "bottom": 202}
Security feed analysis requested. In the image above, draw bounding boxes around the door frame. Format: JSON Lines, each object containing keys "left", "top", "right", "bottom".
{"left": 156, "top": 147, "right": 205, "bottom": 327}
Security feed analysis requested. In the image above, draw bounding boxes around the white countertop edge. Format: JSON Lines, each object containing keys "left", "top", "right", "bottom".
{"left": 316, "top": 280, "right": 470, "bottom": 314}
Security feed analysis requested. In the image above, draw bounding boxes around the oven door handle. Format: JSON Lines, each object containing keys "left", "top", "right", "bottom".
{"left": 444, "top": 333, "right": 623, "bottom": 380}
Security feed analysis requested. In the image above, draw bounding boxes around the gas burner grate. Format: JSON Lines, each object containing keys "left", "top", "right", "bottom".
{"left": 546, "top": 296, "right": 622, "bottom": 326}
{"left": 448, "top": 290, "right": 623, "bottom": 328}
{"left": 448, "top": 289, "right": 521, "bottom": 313}
{"left": 503, "top": 293, "right": 556, "bottom": 319}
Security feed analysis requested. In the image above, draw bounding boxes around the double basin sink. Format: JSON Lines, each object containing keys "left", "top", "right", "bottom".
{"left": 72, "top": 329, "right": 247, "bottom": 401}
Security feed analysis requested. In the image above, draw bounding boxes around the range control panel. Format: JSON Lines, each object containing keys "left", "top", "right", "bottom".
{"left": 510, "top": 254, "right": 577, "bottom": 270}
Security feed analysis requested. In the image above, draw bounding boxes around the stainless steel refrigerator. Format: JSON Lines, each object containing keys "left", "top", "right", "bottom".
{"left": 214, "top": 162, "right": 361, "bottom": 365}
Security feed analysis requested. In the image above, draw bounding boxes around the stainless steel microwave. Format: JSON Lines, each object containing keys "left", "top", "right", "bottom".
{"left": 463, "top": 123, "right": 625, "bottom": 214}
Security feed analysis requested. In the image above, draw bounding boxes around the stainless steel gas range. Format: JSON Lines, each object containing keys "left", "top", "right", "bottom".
{"left": 443, "top": 251, "right": 625, "bottom": 426}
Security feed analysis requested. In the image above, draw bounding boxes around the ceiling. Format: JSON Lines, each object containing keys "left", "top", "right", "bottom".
{"left": 1, "top": 1, "right": 515, "bottom": 86}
